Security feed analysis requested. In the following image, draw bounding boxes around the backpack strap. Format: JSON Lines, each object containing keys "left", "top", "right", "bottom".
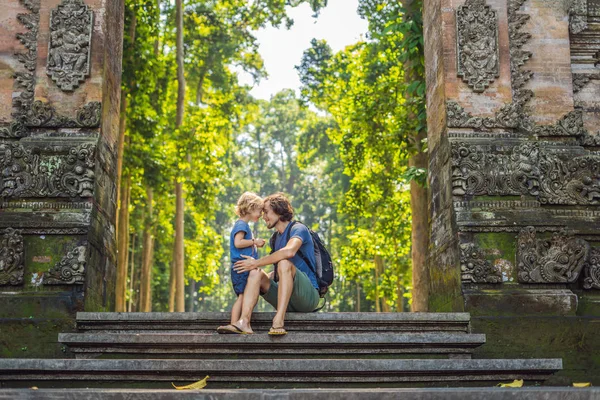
{"left": 269, "top": 231, "right": 278, "bottom": 255}
{"left": 290, "top": 221, "right": 317, "bottom": 274}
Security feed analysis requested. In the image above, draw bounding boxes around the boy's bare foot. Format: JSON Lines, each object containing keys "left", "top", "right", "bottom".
{"left": 234, "top": 318, "right": 254, "bottom": 334}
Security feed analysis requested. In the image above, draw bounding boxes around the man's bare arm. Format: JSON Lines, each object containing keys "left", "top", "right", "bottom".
{"left": 233, "top": 237, "right": 302, "bottom": 272}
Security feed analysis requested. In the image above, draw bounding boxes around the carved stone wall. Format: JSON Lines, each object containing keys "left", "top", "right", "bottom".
{"left": 425, "top": 0, "right": 600, "bottom": 315}
{"left": 0, "top": 0, "right": 123, "bottom": 356}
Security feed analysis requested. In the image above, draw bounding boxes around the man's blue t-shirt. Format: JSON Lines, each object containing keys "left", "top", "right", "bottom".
{"left": 230, "top": 220, "right": 256, "bottom": 263}
{"left": 274, "top": 222, "right": 318, "bottom": 289}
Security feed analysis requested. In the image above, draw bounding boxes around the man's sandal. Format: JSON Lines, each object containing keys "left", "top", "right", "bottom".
{"left": 268, "top": 326, "right": 287, "bottom": 336}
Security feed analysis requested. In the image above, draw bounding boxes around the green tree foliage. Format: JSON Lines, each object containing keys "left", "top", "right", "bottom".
{"left": 121, "top": 0, "right": 421, "bottom": 313}
{"left": 121, "top": 0, "right": 333, "bottom": 311}
{"left": 296, "top": 0, "right": 419, "bottom": 311}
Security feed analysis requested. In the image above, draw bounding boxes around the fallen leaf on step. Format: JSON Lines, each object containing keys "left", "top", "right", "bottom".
{"left": 30, "top": 387, "right": 38, "bottom": 390}
{"left": 171, "top": 376, "right": 209, "bottom": 390}
{"left": 496, "top": 379, "right": 523, "bottom": 388}
{"left": 573, "top": 382, "right": 591, "bottom": 387}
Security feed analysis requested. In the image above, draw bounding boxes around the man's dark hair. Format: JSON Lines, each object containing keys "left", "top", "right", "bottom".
{"left": 264, "top": 192, "right": 294, "bottom": 222}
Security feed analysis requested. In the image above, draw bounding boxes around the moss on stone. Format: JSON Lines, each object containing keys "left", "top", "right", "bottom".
{"left": 475, "top": 232, "right": 517, "bottom": 283}
{"left": 472, "top": 316, "right": 600, "bottom": 385}
{"left": 23, "top": 235, "right": 85, "bottom": 290}
{"left": 0, "top": 318, "right": 75, "bottom": 359}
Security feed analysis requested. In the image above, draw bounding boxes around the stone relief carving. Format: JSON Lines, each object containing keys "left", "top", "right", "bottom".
{"left": 22, "top": 228, "right": 87, "bottom": 235}
{"left": 4, "top": 0, "right": 41, "bottom": 139}
{"left": 569, "top": 0, "right": 589, "bottom": 34}
{"left": 451, "top": 142, "right": 540, "bottom": 197}
{"left": 0, "top": 201, "right": 92, "bottom": 209}
{"left": 538, "top": 153, "right": 600, "bottom": 205}
{"left": 451, "top": 142, "right": 600, "bottom": 205}
{"left": 8, "top": 0, "right": 101, "bottom": 133}
{"left": 446, "top": 101, "right": 587, "bottom": 138}
{"left": 573, "top": 74, "right": 592, "bottom": 92}
{"left": 456, "top": 0, "right": 500, "bottom": 92}
{"left": 583, "top": 248, "right": 600, "bottom": 289}
{"left": 24, "top": 101, "right": 101, "bottom": 128}
{"left": 573, "top": 73, "right": 600, "bottom": 95}
{"left": 0, "top": 228, "right": 25, "bottom": 286}
{"left": 43, "top": 244, "right": 86, "bottom": 284}
{"left": 447, "top": 0, "right": 589, "bottom": 141}
{"left": 580, "top": 134, "right": 600, "bottom": 146}
{"left": 460, "top": 242, "right": 503, "bottom": 283}
{"left": 0, "top": 142, "right": 96, "bottom": 198}
{"left": 0, "top": 122, "right": 27, "bottom": 139}
{"left": 46, "top": 0, "right": 94, "bottom": 91}
{"left": 517, "top": 226, "right": 589, "bottom": 283}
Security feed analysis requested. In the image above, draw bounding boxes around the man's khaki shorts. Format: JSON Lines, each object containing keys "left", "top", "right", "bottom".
{"left": 261, "top": 268, "right": 320, "bottom": 312}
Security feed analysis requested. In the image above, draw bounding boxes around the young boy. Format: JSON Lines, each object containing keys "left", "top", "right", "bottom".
{"left": 217, "top": 192, "right": 265, "bottom": 334}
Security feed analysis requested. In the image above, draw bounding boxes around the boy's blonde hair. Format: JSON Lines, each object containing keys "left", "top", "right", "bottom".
{"left": 235, "top": 192, "right": 263, "bottom": 217}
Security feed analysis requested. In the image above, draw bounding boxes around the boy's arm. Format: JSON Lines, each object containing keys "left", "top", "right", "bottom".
{"left": 233, "top": 238, "right": 302, "bottom": 272}
{"left": 233, "top": 231, "right": 255, "bottom": 249}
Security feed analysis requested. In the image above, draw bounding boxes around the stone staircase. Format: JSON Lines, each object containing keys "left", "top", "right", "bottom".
{"left": 0, "top": 311, "right": 564, "bottom": 391}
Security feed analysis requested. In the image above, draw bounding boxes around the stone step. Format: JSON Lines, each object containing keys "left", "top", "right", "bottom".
{"left": 75, "top": 312, "right": 472, "bottom": 333}
{"left": 1, "top": 388, "right": 598, "bottom": 400}
{"left": 59, "top": 332, "right": 486, "bottom": 359}
{"left": 0, "top": 358, "right": 561, "bottom": 388}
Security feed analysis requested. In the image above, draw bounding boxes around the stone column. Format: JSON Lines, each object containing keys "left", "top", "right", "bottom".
{"left": 424, "top": 0, "right": 600, "bottom": 315}
{"left": 0, "top": 0, "right": 123, "bottom": 357}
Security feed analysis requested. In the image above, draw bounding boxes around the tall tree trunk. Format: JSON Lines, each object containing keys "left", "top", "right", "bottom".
{"left": 116, "top": 12, "right": 137, "bottom": 223}
{"left": 168, "top": 259, "right": 176, "bottom": 312}
{"left": 174, "top": 0, "right": 186, "bottom": 312}
{"left": 139, "top": 187, "right": 155, "bottom": 312}
{"left": 127, "top": 233, "right": 136, "bottom": 312}
{"left": 115, "top": 175, "right": 131, "bottom": 311}
{"left": 396, "top": 282, "right": 404, "bottom": 312}
{"left": 375, "top": 255, "right": 388, "bottom": 312}
{"left": 175, "top": 181, "right": 185, "bottom": 312}
{"left": 409, "top": 151, "right": 429, "bottom": 312}
{"left": 374, "top": 257, "right": 381, "bottom": 313}
{"left": 404, "top": 0, "right": 430, "bottom": 312}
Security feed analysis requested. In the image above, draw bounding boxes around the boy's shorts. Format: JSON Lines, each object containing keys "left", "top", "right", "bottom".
{"left": 231, "top": 268, "right": 248, "bottom": 296}
{"left": 261, "top": 268, "right": 320, "bottom": 312}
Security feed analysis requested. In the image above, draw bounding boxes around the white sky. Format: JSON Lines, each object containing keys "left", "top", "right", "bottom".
{"left": 238, "top": 0, "right": 368, "bottom": 100}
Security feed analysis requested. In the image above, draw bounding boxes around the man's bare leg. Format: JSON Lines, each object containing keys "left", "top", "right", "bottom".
{"left": 272, "top": 260, "right": 296, "bottom": 330}
{"left": 236, "top": 269, "right": 270, "bottom": 334}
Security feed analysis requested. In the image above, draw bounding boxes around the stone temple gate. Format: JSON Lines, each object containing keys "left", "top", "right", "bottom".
{"left": 0, "top": 0, "right": 123, "bottom": 356}
{"left": 424, "top": 0, "right": 600, "bottom": 316}
{"left": 0, "top": 0, "right": 599, "bottom": 382}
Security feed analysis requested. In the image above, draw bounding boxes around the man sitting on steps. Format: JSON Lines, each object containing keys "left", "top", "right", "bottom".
{"left": 232, "top": 192, "right": 320, "bottom": 335}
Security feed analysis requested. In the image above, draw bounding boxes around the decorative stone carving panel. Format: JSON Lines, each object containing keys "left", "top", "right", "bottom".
{"left": 451, "top": 142, "right": 540, "bottom": 197}
{"left": 460, "top": 242, "right": 503, "bottom": 283}
{"left": 0, "top": 228, "right": 24, "bottom": 286}
{"left": 569, "top": 0, "right": 589, "bottom": 34}
{"left": 447, "top": 0, "right": 589, "bottom": 142}
{"left": 517, "top": 227, "right": 589, "bottom": 283}
{"left": 456, "top": 0, "right": 500, "bottom": 93}
{"left": 43, "top": 244, "right": 86, "bottom": 284}
{"left": 46, "top": 0, "right": 93, "bottom": 91}
{"left": 24, "top": 101, "right": 101, "bottom": 128}
{"left": 451, "top": 142, "right": 600, "bottom": 205}
{"left": 0, "top": 142, "right": 96, "bottom": 198}
{"left": 584, "top": 249, "right": 600, "bottom": 289}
